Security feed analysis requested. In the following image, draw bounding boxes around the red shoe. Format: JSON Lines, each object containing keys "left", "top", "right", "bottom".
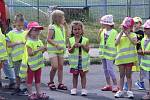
{"left": 112, "top": 86, "right": 119, "bottom": 93}
{"left": 101, "top": 85, "right": 112, "bottom": 91}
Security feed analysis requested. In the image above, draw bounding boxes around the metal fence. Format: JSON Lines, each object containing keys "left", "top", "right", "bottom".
{"left": 5, "top": 0, "right": 150, "bottom": 25}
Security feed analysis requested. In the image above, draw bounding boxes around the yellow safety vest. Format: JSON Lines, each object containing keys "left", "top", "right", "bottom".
{"left": 99, "top": 29, "right": 118, "bottom": 60}
{"left": 115, "top": 32, "right": 138, "bottom": 65}
{"left": 140, "top": 37, "right": 150, "bottom": 71}
{"left": 47, "top": 24, "right": 66, "bottom": 54}
{"left": 19, "top": 39, "right": 44, "bottom": 78}
{"left": 6, "top": 29, "right": 26, "bottom": 61}
{"left": 69, "top": 37, "right": 90, "bottom": 72}
{"left": 0, "top": 28, "right": 8, "bottom": 61}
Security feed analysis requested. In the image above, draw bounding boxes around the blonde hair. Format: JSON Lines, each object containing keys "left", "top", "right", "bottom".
{"left": 51, "top": 10, "right": 64, "bottom": 25}
{"left": 71, "top": 21, "right": 85, "bottom": 36}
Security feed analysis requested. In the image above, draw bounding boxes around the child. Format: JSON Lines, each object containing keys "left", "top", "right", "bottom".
{"left": 68, "top": 21, "right": 90, "bottom": 96}
{"left": 20, "top": 21, "right": 49, "bottom": 100}
{"left": 133, "top": 17, "right": 145, "bottom": 90}
{"left": 47, "top": 10, "right": 68, "bottom": 90}
{"left": 99, "top": 15, "right": 119, "bottom": 92}
{"left": 123, "top": 17, "right": 145, "bottom": 91}
{"left": 140, "top": 19, "right": 150, "bottom": 100}
{"left": 0, "top": 28, "right": 15, "bottom": 89}
{"left": 6, "top": 13, "right": 26, "bottom": 93}
{"left": 114, "top": 17, "right": 138, "bottom": 99}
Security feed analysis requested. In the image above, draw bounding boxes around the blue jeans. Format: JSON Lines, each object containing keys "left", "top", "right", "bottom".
{"left": 2, "top": 60, "right": 15, "bottom": 84}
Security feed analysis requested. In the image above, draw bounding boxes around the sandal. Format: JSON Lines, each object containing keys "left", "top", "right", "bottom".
{"left": 37, "top": 93, "right": 49, "bottom": 100}
{"left": 47, "top": 82, "right": 56, "bottom": 90}
{"left": 28, "top": 93, "right": 38, "bottom": 100}
{"left": 142, "top": 92, "right": 150, "bottom": 100}
{"left": 0, "top": 96, "right": 6, "bottom": 100}
{"left": 57, "top": 84, "right": 68, "bottom": 90}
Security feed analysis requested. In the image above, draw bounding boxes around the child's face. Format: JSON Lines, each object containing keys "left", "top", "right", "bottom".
{"left": 30, "top": 28, "right": 40, "bottom": 39}
{"left": 58, "top": 15, "right": 65, "bottom": 25}
{"left": 133, "top": 22, "right": 142, "bottom": 30}
{"left": 72, "top": 24, "right": 83, "bottom": 36}
{"left": 15, "top": 20, "right": 24, "bottom": 30}
{"left": 144, "top": 28, "right": 150, "bottom": 36}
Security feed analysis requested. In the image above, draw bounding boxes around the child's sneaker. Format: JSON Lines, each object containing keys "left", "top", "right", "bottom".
{"left": 123, "top": 82, "right": 128, "bottom": 91}
{"left": 81, "top": 89, "right": 87, "bottom": 96}
{"left": 71, "top": 88, "right": 77, "bottom": 95}
{"left": 135, "top": 80, "right": 145, "bottom": 90}
{"left": 112, "top": 86, "right": 119, "bottom": 93}
{"left": 127, "top": 91, "right": 134, "bottom": 99}
{"left": 114, "top": 90, "right": 125, "bottom": 98}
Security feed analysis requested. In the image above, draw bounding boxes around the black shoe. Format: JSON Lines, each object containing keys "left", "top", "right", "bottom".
{"left": 11, "top": 88, "right": 21, "bottom": 95}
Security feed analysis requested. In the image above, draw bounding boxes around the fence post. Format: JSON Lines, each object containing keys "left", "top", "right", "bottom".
{"left": 127, "top": 0, "right": 131, "bottom": 16}
{"left": 85, "top": 0, "right": 88, "bottom": 7}
{"left": 37, "top": 0, "right": 40, "bottom": 23}
{"left": 149, "top": 0, "right": 150, "bottom": 18}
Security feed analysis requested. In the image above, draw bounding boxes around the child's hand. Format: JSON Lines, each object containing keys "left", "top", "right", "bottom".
{"left": 38, "top": 46, "right": 47, "bottom": 51}
{"left": 74, "top": 43, "right": 82, "bottom": 48}
{"left": 138, "top": 50, "right": 144, "bottom": 55}
{"left": 15, "top": 41, "right": 24, "bottom": 45}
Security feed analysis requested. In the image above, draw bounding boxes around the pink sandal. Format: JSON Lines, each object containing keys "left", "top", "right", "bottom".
{"left": 28, "top": 93, "right": 38, "bottom": 100}
{"left": 37, "top": 93, "right": 49, "bottom": 100}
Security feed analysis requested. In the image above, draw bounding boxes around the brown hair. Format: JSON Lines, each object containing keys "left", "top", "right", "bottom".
{"left": 70, "top": 21, "right": 85, "bottom": 36}
{"left": 51, "top": 10, "right": 64, "bottom": 25}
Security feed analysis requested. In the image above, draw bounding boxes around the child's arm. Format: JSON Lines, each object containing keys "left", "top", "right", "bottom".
{"left": 81, "top": 41, "right": 90, "bottom": 53}
{"left": 115, "top": 31, "right": 123, "bottom": 46}
{"left": 27, "top": 46, "right": 37, "bottom": 56}
{"left": 143, "top": 50, "right": 150, "bottom": 55}
{"left": 125, "top": 32, "right": 137, "bottom": 45}
{"left": 68, "top": 43, "right": 75, "bottom": 53}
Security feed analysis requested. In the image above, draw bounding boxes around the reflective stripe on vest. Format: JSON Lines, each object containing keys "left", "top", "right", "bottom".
{"left": 0, "top": 42, "right": 8, "bottom": 60}
{"left": 19, "top": 63, "right": 27, "bottom": 78}
{"left": 11, "top": 44, "right": 24, "bottom": 61}
{"left": 47, "top": 40, "right": 65, "bottom": 51}
{"left": 28, "top": 53, "right": 44, "bottom": 71}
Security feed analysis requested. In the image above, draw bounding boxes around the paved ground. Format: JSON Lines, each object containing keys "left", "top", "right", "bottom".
{"left": 0, "top": 64, "right": 149, "bottom": 100}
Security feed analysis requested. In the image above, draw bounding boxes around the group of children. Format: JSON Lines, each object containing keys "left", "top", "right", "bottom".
{"left": 0, "top": 9, "right": 150, "bottom": 100}
{"left": 99, "top": 15, "right": 150, "bottom": 100}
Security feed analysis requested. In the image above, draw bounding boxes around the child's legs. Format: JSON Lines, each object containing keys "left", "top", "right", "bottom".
{"left": 57, "top": 54, "right": 64, "bottom": 84}
{"left": 27, "top": 67, "right": 34, "bottom": 95}
{"left": 80, "top": 72, "right": 87, "bottom": 89}
{"left": 106, "top": 59, "right": 117, "bottom": 85}
{"left": 119, "top": 65, "right": 126, "bottom": 91}
{"left": 50, "top": 56, "right": 58, "bottom": 82}
{"left": 125, "top": 63, "right": 133, "bottom": 91}
{"left": 73, "top": 74, "right": 79, "bottom": 88}
{"left": 34, "top": 68, "right": 42, "bottom": 94}
{"left": 140, "top": 69, "right": 146, "bottom": 82}
{"left": 2, "top": 60, "right": 14, "bottom": 84}
{"left": 102, "top": 59, "right": 111, "bottom": 85}
{"left": 13, "top": 60, "right": 22, "bottom": 88}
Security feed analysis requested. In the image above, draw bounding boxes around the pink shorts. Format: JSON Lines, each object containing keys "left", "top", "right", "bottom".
{"left": 27, "top": 67, "right": 41, "bottom": 84}
{"left": 119, "top": 63, "right": 134, "bottom": 68}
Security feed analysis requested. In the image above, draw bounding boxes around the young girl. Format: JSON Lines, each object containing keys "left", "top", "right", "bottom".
{"left": 68, "top": 21, "right": 90, "bottom": 96}
{"left": 114, "top": 17, "right": 138, "bottom": 99}
{"left": 140, "top": 19, "right": 150, "bottom": 100}
{"left": 99, "top": 15, "right": 119, "bottom": 92}
{"left": 47, "top": 10, "right": 68, "bottom": 90}
{"left": 20, "top": 21, "right": 49, "bottom": 100}
{"left": 6, "top": 13, "right": 26, "bottom": 93}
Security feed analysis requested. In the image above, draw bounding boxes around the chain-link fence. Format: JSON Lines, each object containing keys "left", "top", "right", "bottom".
{"left": 5, "top": 0, "right": 150, "bottom": 25}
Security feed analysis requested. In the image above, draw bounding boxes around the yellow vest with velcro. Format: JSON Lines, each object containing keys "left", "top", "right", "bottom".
{"left": 99, "top": 29, "right": 118, "bottom": 60}
{"left": 19, "top": 39, "right": 44, "bottom": 78}
{"left": 6, "top": 30, "right": 26, "bottom": 61}
{"left": 115, "top": 33, "right": 138, "bottom": 65}
{"left": 47, "top": 24, "right": 66, "bottom": 54}
{"left": 69, "top": 37, "right": 90, "bottom": 72}
{"left": 0, "top": 29, "right": 8, "bottom": 61}
{"left": 140, "top": 37, "right": 150, "bottom": 71}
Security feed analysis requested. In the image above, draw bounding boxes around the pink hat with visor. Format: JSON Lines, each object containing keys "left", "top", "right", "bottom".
{"left": 143, "top": 19, "right": 150, "bottom": 29}
{"left": 27, "top": 21, "right": 44, "bottom": 30}
{"left": 121, "top": 17, "right": 134, "bottom": 29}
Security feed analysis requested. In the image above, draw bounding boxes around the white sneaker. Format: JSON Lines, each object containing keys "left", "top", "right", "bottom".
{"left": 81, "top": 89, "right": 87, "bottom": 96}
{"left": 114, "top": 90, "right": 124, "bottom": 98}
{"left": 71, "top": 88, "right": 77, "bottom": 95}
{"left": 127, "top": 91, "right": 134, "bottom": 99}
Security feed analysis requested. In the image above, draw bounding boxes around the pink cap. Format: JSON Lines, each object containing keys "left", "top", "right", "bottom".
{"left": 143, "top": 19, "right": 150, "bottom": 29}
{"left": 27, "top": 21, "right": 44, "bottom": 30}
{"left": 121, "top": 17, "right": 134, "bottom": 29}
